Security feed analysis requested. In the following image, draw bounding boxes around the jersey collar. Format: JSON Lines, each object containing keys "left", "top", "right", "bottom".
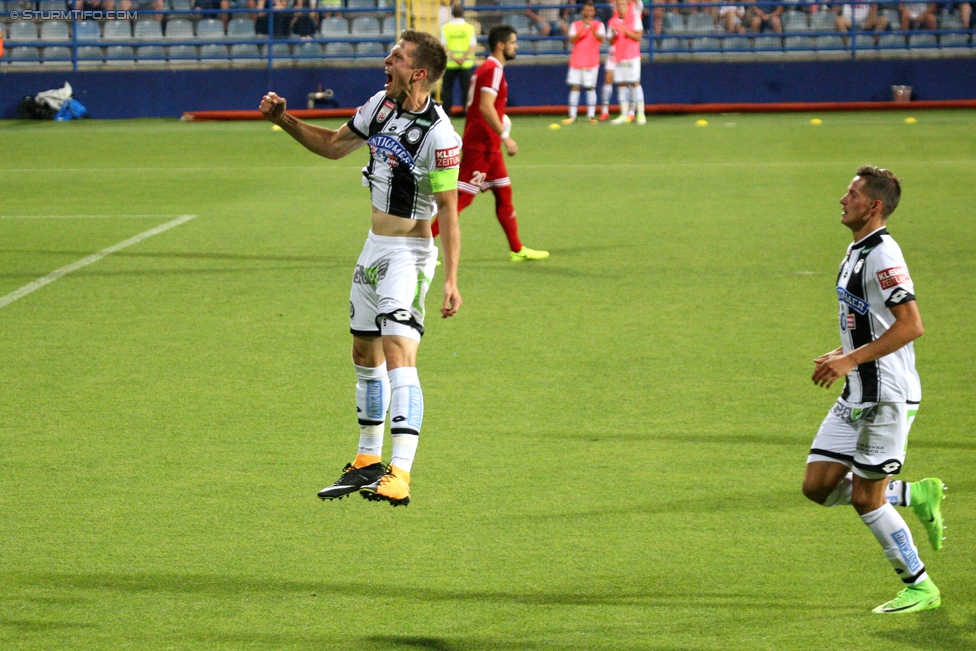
{"left": 851, "top": 227, "right": 888, "bottom": 250}
{"left": 394, "top": 95, "right": 432, "bottom": 117}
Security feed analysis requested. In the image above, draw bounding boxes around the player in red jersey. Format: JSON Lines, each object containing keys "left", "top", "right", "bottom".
{"left": 431, "top": 24, "right": 549, "bottom": 262}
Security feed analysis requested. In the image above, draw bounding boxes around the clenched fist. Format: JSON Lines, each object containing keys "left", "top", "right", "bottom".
{"left": 260, "top": 92, "right": 286, "bottom": 122}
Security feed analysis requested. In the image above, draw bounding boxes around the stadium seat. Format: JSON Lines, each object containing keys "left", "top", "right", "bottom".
{"left": 294, "top": 41, "right": 321, "bottom": 64}
{"left": 320, "top": 16, "right": 350, "bottom": 36}
{"left": 381, "top": 16, "right": 397, "bottom": 35}
{"left": 170, "top": 0, "right": 192, "bottom": 10}
{"left": 40, "top": 21, "right": 71, "bottom": 42}
{"left": 260, "top": 42, "right": 292, "bottom": 59}
{"left": 136, "top": 45, "right": 167, "bottom": 64}
{"left": 134, "top": 20, "right": 164, "bottom": 40}
{"left": 881, "top": 9, "right": 900, "bottom": 30}
{"left": 909, "top": 33, "right": 940, "bottom": 57}
{"left": 346, "top": 0, "right": 376, "bottom": 9}
{"left": 815, "top": 35, "right": 845, "bottom": 50}
{"left": 690, "top": 36, "right": 718, "bottom": 52}
{"left": 686, "top": 13, "right": 717, "bottom": 34}
{"left": 7, "top": 46, "right": 40, "bottom": 66}
{"left": 103, "top": 21, "right": 132, "bottom": 41}
{"left": 227, "top": 17, "right": 257, "bottom": 40}
{"left": 356, "top": 40, "right": 386, "bottom": 55}
{"left": 809, "top": 11, "right": 835, "bottom": 32}
{"left": 753, "top": 35, "right": 783, "bottom": 55}
{"left": 782, "top": 10, "right": 809, "bottom": 33}
{"left": 502, "top": 14, "right": 531, "bottom": 34}
{"left": 38, "top": 0, "right": 66, "bottom": 10}
{"left": 230, "top": 42, "right": 260, "bottom": 65}
{"left": 662, "top": 12, "right": 684, "bottom": 34}
{"left": 75, "top": 20, "right": 101, "bottom": 42}
{"left": 196, "top": 18, "right": 226, "bottom": 40}
{"left": 938, "top": 9, "right": 963, "bottom": 29}
{"left": 656, "top": 37, "right": 685, "bottom": 52}
{"left": 76, "top": 45, "right": 105, "bottom": 65}
{"left": 199, "top": 43, "right": 230, "bottom": 61}
{"left": 723, "top": 35, "right": 749, "bottom": 50}
{"left": 105, "top": 45, "right": 136, "bottom": 65}
{"left": 351, "top": 16, "right": 381, "bottom": 36}
{"left": 877, "top": 33, "right": 905, "bottom": 58}
{"left": 41, "top": 45, "right": 72, "bottom": 65}
{"left": 167, "top": 44, "right": 198, "bottom": 63}
{"left": 9, "top": 21, "right": 39, "bottom": 41}
{"left": 853, "top": 33, "right": 877, "bottom": 49}
{"left": 165, "top": 19, "right": 195, "bottom": 40}
{"left": 784, "top": 35, "right": 814, "bottom": 49}
{"left": 940, "top": 32, "right": 971, "bottom": 47}
{"left": 324, "top": 40, "right": 354, "bottom": 56}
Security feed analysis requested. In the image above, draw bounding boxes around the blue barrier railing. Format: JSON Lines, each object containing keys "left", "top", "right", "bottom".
{"left": 1, "top": 1, "right": 973, "bottom": 70}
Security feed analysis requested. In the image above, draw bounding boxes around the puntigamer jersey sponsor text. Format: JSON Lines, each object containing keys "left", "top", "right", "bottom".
{"left": 347, "top": 91, "right": 462, "bottom": 220}
{"left": 836, "top": 227, "right": 920, "bottom": 405}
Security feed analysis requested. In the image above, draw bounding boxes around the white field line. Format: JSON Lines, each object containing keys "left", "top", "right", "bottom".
{"left": 0, "top": 214, "right": 197, "bottom": 310}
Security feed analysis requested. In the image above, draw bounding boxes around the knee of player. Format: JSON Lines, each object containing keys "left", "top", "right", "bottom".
{"left": 801, "top": 479, "right": 830, "bottom": 505}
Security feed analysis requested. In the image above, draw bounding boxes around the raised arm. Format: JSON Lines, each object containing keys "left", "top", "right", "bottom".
{"left": 259, "top": 92, "right": 366, "bottom": 160}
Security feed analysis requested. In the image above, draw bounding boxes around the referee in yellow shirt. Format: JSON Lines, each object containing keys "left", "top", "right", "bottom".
{"left": 440, "top": 3, "right": 478, "bottom": 116}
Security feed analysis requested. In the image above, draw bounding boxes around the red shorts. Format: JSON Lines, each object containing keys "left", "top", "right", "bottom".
{"left": 457, "top": 147, "right": 511, "bottom": 196}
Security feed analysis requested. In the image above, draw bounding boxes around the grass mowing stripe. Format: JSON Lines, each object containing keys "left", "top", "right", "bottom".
{"left": 0, "top": 214, "right": 197, "bottom": 309}
{"left": 0, "top": 215, "right": 191, "bottom": 219}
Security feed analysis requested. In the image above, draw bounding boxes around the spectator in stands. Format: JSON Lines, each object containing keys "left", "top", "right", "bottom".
{"left": 899, "top": 2, "right": 938, "bottom": 30}
{"left": 440, "top": 3, "right": 477, "bottom": 117}
{"left": 746, "top": 0, "right": 784, "bottom": 32}
{"left": 834, "top": 3, "right": 888, "bottom": 43}
{"left": 290, "top": 0, "right": 319, "bottom": 37}
{"left": 253, "top": 0, "right": 290, "bottom": 37}
{"left": 318, "top": 0, "right": 342, "bottom": 19}
{"left": 525, "top": 0, "right": 570, "bottom": 36}
{"left": 194, "top": 0, "right": 232, "bottom": 28}
{"left": 719, "top": 3, "right": 746, "bottom": 34}
{"left": 964, "top": 2, "right": 974, "bottom": 27}
{"left": 651, "top": 0, "right": 677, "bottom": 34}
{"left": 150, "top": 0, "right": 167, "bottom": 25}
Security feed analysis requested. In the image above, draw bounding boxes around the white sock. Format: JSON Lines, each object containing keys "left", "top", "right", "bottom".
{"left": 355, "top": 363, "right": 389, "bottom": 458}
{"left": 586, "top": 89, "right": 597, "bottom": 118}
{"left": 388, "top": 366, "right": 422, "bottom": 472}
{"left": 860, "top": 503, "right": 928, "bottom": 585}
{"left": 633, "top": 85, "right": 645, "bottom": 117}
{"left": 568, "top": 89, "right": 580, "bottom": 119}
{"left": 601, "top": 83, "right": 612, "bottom": 112}
{"left": 823, "top": 472, "right": 853, "bottom": 507}
{"left": 886, "top": 480, "right": 909, "bottom": 507}
{"left": 617, "top": 86, "right": 629, "bottom": 118}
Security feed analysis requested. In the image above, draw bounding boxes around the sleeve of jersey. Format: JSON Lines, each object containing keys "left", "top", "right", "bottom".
{"left": 871, "top": 248, "right": 916, "bottom": 308}
{"left": 481, "top": 68, "right": 501, "bottom": 96}
{"left": 346, "top": 91, "right": 383, "bottom": 140}
{"left": 424, "top": 128, "right": 462, "bottom": 193}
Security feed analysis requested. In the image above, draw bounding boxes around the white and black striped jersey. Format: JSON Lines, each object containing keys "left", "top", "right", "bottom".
{"left": 347, "top": 91, "right": 462, "bottom": 221}
{"left": 836, "top": 227, "right": 921, "bottom": 405}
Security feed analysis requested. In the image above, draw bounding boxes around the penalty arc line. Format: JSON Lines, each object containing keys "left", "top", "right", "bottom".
{"left": 0, "top": 214, "right": 197, "bottom": 310}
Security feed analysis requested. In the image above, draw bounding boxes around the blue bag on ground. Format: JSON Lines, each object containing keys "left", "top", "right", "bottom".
{"left": 55, "top": 99, "right": 89, "bottom": 121}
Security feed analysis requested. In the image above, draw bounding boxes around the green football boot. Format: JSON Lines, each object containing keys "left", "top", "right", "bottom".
{"left": 909, "top": 478, "right": 946, "bottom": 551}
{"left": 873, "top": 579, "right": 941, "bottom": 614}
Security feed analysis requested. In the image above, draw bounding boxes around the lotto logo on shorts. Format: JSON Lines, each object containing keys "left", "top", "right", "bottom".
{"left": 877, "top": 266, "right": 910, "bottom": 290}
{"left": 435, "top": 147, "right": 460, "bottom": 168}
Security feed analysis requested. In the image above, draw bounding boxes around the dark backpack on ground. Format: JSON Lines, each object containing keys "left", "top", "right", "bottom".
{"left": 18, "top": 96, "right": 57, "bottom": 120}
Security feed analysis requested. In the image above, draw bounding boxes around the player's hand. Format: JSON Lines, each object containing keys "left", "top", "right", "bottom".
{"left": 813, "top": 349, "right": 842, "bottom": 364}
{"left": 812, "top": 354, "right": 856, "bottom": 388}
{"left": 260, "top": 92, "right": 286, "bottom": 122}
{"left": 503, "top": 136, "right": 518, "bottom": 156}
{"left": 440, "top": 282, "right": 462, "bottom": 318}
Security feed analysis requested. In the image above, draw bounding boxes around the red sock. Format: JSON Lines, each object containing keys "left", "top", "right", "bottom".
{"left": 492, "top": 185, "right": 522, "bottom": 253}
{"left": 431, "top": 191, "right": 475, "bottom": 239}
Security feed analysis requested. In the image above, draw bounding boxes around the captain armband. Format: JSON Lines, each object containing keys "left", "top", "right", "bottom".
{"left": 429, "top": 168, "right": 459, "bottom": 193}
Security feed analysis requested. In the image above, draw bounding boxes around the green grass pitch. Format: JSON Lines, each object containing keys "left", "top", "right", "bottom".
{"left": 1, "top": 110, "right": 974, "bottom": 650}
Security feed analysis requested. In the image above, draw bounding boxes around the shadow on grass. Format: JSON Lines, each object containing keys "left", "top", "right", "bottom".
{"left": 872, "top": 607, "right": 976, "bottom": 651}
{"left": 3, "top": 571, "right": 817, "bottom": 611}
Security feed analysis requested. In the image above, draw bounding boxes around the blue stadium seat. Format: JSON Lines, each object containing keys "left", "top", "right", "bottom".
{"left": 940, "top": 32, "right": 971, "bottom": 47}
{"left": 355, "top": 40, "right": 386, "bottom": 55}
{"left": 325, "top": 40, "right": 354, "bottom": 56}
{"left": 8, "top": 46, "right": 41, "bottom": 66}
{"left": 227, "top": 17, "right": 257, "bottom": 40}
{"left": 782, "top": 10, "right": 809, "bottom": 32}
{"left": 168, "top": 44, "right": 198, "bottom": 64}
{"left": 784, "top": 35, "right": 814, "bottom": 51}
{"left": 199, "top": 43, "right": 230, "bottom": 60}
{"left": 381, "top": 15, "right": 396, "bottom": 35}
{"left": 170, "top": 0, "right": 192, "bottom": 10}
{"left": 102, "top": 21, "right": 132, "bottom": 40}
{"left": 40, "top": 21, "right": 71, "bottom": 41}
{"left": 134, "top": 20, "right": 164, "bottom": 40}
{"left": 320, "top": 16, "right": 349, "bottom": 36}
{"left": 230, "top": 42, "right": 260, "bottom": 65}
{"left": 75, "top": 21, "right": 101, "bottom": 42}
{"left": 165, "top": 19, "right": 195, "bottom": 40}
{"left": 753, "top": 35, "right": 783, "bottom": 55}
{"left": 294, "top": 41, "right": 322, "bottom": 57}
{"left": 76, "top": 45, "right": 105, "bottom": 65}
{"left": 815, "top": 35, "right": 845, "bottom": 50}
{"left": 9, "top": 21, "right": 39, "bottom": 41}
{"left": 502, "top": 14, "right": 531, "bottom": 34}
{"left": 38, "top": 0, "right": 66, "bottom": 10}
{"left": 662, "top": 12, "right": 684, "bottom": 34}
{"left": 687, "top": 13, "right": 717, "bottom": 34}
{"left": 351, "top": 16, "right": 381, "bottom": 35}
{"left": 810, "top": 11, "right": 835, "bottom": 32}
{"left": 136, "top": 45, "right": 167, "bottom": 64}
{"left": 105, "top": 45, "right": 136, "bottom": 64}
{"left": 260, "top": 42, "right": 292, "bottom": 58}
{"left": 938, "top": 9, "right": 963, "bottom": 29}
{"left": 196, "top": 18, "right": 225, "bottom": 40}
{"left": 656, "top": 37, "right": 685, "bottom": 52}
{"left": 41, "top": 45, "right": 72, "bottom": 64}
{"left": 346, "top": 0, "right": 376, "bottom": 9}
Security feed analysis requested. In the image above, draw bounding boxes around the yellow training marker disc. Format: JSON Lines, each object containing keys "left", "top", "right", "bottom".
{"left": 810, "top": 118, "right": 823, "bottom": 125}
{"left": 904, "top": 117, "right": 917, "bottom": 124}
{"left": 548, "top": 123, "right": 561, "bottom": 130}
{"left": 695, "top": 119, "right": 708, "bottom": 126}
{"left": 272, "top": 124, "right": 282, "bottom": 131}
